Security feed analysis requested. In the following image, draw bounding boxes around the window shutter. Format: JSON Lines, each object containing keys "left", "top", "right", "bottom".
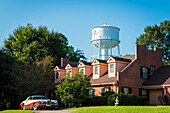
{"left": 147, "top": 67, "right": 150, "bottom": 79}
{"left": 140, "top": 67, "right": 143, "bottom": 78}
{"left": 92, "top": 89, "right": 95, "bottom": 97}
{"left": 121, "top": 87, "right": 124, "bottom": 93}
{"left": 139, "top": 88, "right": 142, "bottom": 96}
{"left": 108, "top": 87, "right": 111, "bottom": 91}
{"left": 146, "top": 89, "right": 149, "bottom": 98}
{"left": 129, "top": 88, "right": 132, "bottom": 94}
{"left": 101, "top": 88, "right": 104, "bottom": 96}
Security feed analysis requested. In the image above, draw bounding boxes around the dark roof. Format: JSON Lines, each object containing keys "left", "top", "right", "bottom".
{"left": 96, "top": 59, "right": 107, "bottom": 63}
{"left": 120, "top": 55, "right": 135, "bottom": 61}
{"left": 110, "top": 56, "right": 131, "bottom": 63}
{"left": 58, "top": 66, "right": 65, "bottom": 69}
{"left": 80, "top": 60, "right": 92, "bottom": 66}
{"left": 143, "top": 65, "right": 170, "bottom": 86}
{"left": 69, "top": 62, "right": 78, "bottom": 67}
{"left": 90, "top": 71, "right": 117, "bottom": 85}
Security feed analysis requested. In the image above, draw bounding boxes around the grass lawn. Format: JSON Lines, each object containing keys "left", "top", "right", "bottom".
{"left": 0, "top": 110, "right": 35, "bottom": 113}
{"left": 62, "top": 106, "right": 170, "bottom": 113}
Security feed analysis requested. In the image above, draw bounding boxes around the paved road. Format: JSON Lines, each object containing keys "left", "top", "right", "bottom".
{"left": 35, "top": 110, "right": 77, "bottom": 113}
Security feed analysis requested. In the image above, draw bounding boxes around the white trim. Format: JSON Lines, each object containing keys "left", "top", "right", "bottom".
{"left": 65, "top": 64, "right": 72, "bottom": 69}
{"left": 78, "top": 62, "right": 85, "bottom": 67}
{"left": 91, "top": 59, "right": 100, "bottom": 65}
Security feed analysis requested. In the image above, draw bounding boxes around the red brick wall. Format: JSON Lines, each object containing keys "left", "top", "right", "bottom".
{"left": 72, "top": 67, "right": 78, "bottom": 76}
{"left": 89, "top": 85, "right": 115, "bottom": 96}
{"left": 99, "top": 63, "right": 108, "bottom": 77}
{"left": 118, "top": 45, "right": 162, "bottom": 96}
{"left": 85, "top": 65, "right": 93, "bottom": 77}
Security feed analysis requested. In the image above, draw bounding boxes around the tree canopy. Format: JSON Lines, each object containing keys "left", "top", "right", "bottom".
{"left": 3, "top": 23, "right": 86, "bottom": 65}
{"left": 55, "top": 71, "right": 91, "bottom": 106}
{"left": 0, "top": 50, "right": 16, "bottom": 110}
{"left": 10, "top": 56, "right": 54, "bottom": 102}
{"left": 136, "top": 20, "right": 170, "bottom": 64}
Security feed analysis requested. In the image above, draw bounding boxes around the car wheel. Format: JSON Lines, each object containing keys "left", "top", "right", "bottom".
{"left": 33, "top": 103, "right": 37, "bottom": 110}
{"left": 23, "top": 104, "right": 26, "bottom": 110}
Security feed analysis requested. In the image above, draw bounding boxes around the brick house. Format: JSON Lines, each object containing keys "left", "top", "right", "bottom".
{"left": 53, "top": 45, "right": 170, "bottom": 105}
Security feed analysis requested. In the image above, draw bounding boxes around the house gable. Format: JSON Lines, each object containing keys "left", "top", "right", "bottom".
{"left": 78, "top": 62, "right": 85, "bottom": 67}
{"left": 65, "top": 64, "right": 72, "bottom": 69}
{"left": 92, "top": 59, "right": 100, "bottom": 65}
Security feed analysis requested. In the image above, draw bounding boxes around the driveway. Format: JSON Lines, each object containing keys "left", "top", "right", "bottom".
{"left": 35, "top": 110, "right": 77, "bottom": 113}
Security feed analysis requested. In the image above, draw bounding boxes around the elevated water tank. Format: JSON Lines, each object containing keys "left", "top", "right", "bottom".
{"left": 91, "top": 24, "right": 120, "bottom": 60}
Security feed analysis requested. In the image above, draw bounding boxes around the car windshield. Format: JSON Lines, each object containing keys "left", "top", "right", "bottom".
{"left": 32, "top": 96, "right": 48, "bottom": 100}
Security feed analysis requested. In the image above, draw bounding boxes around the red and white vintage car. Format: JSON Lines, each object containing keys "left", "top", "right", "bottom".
{"left": 20, "top": 95, "right": 58, "bottom": 110}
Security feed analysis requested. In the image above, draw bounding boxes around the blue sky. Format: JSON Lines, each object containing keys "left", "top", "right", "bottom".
{"left": 0, "top": 0, "right": 170, "bottom": 61}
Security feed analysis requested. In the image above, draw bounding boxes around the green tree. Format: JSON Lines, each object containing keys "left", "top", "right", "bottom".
{"left": 136, "top": 20, "right": 170, "bottom": 64}
{"left": 55, "top": 71, "right": 91, "bottom": 106}
{"left": 10, "top": 56, "right": 54, "bottom": 103}
{"left": 0, "top": 50, "right": 16, "bottom": 110}
{"left": 3, "top": 23, "right": 86, "bottom": 65}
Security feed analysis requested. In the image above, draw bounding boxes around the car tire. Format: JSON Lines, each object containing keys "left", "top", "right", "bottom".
{"left": 23, "top": 104, "right": 26, "bottom": 110}
{"left": 33, "top": 103, "right": 37, "bottom": 110}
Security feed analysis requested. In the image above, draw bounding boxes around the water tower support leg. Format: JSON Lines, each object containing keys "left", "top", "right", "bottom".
{"left": 118, "top": 43, "right": 120, "bottom": 56}
{"left": 99, "top": 40, "right": 101, "bottom": 59}
{"left": 110, "top": 40, "right": 112, "bottom": 56}
{"left": 91, "top": 42, "right": 93, "bottom": 61}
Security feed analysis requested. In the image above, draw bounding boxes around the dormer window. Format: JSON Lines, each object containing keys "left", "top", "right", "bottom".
{"left": 56, "top": 72, "right": 59, "bottom": 79}
{"left": 66, "top": 69, "right": 72, "bottom": 77}
{"left": 94, "top": 66, "right": 98, "bottom": 74}
{"left": 110, "top": 64, "right": 114, "bottom": 73}
{"left": 79, "top": 68, "right": 85, "bottom": 75}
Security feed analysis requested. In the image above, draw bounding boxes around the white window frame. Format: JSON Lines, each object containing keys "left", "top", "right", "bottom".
{"left": 94, "top": 65, "right": 99, "bottom": 74}
{"left": 79, "top": 68, "right": 85, "bottom": 75}
{"left": 66, "top": 69, "right": 72, "bottom": 77}
{"left": 110, "top": 63, "right": 114, "bottom": 73}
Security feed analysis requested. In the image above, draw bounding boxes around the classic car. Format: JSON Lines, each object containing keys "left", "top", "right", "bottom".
{"left": 20, "top": 95, "right": 58, "bottom": 110}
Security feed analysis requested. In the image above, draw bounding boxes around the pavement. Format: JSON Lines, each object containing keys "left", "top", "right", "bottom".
{"left": 35, "top": 110, "right": 77, "bottom": 113}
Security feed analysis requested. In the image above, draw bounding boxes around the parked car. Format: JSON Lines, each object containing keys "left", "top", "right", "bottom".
{"left": 20, "top": 95, "right": 58, "bottom": 110}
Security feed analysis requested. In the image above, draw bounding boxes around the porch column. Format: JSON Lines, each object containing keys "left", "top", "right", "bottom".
{"left": 163, "top": 86, "right": 167, "bottom": 95}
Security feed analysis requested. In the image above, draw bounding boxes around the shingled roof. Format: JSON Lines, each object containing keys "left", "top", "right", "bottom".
{"left": 96, "top": 59, "right": 107, "bottom": 64}
{"left": 143, "top": 65, "right": 170, "bottom": 86}
{"left": 90, "top": 71, "right": 117, "bottom": 85}
{"left": 69, "top": 62, "right": 79, "bottom": 67}
{"left": 120, "top": 55, "right": 135, "bottom": 61}
{"left": 80, "top": 60, "right": 92, "bottom": 65}
{"left": 110, "top": 56, "right": 131, "bottom": 63}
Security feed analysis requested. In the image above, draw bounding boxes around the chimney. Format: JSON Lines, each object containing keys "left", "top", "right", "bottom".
{"left": 61, "top": 58, "right": 69, "bottom": 67}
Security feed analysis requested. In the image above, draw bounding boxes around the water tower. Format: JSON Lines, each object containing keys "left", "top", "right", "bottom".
{"left": 90, "top": 24, "right": 120, "bottom": 60}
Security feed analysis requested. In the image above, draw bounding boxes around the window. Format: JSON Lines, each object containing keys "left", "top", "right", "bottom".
{"left": 110, "top": 64, "right": 114, "bottom": 73}
{"left": 140, "top": 67, "right": 150, "bottom": 79}
{"left": 55, "top": 72, "right": 59, "bottom": 79}
{"left": 150, "top": 65, "right": 155, "bottom": 72}
{"left": 94, "top": 66, "right": 98, "bottom": 74}
{"left": 101, "top": 87, "right": 111, "bottom": 96}
{"left": 67, "top": 69, "right": 72, "bottom": 77}
{"left": 139, "top": 88, "right": 149, "bottom": 97}
{"left": 89, "top": 89, "right": 95, "bottom": 98}
{"left": 79, "top": 68, "right": 85, "bottom": 74}
{"left": 121, "top": 87, "right": 132, "bottom": 94}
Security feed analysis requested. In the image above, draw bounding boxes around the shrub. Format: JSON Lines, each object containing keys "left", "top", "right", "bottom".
{"left": 108, "top": 93, "right": 139, "bottom": 105}
{"left": 104, "top": 91, "right": 115, "bottom": 98}
{"left": 124, "top": 94, "right": 138, "bottom": 105}
{"left": 138, "top": 96, "right": 148, "bottom": 105}
{"left": 158, "top": 95, "right": 167, "bottom": 105}
{"left": 82, "top": 96, "right": 92, "bottom": 106}
{"left": 91, "top": 96, "right": 106, "bottom": 106}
